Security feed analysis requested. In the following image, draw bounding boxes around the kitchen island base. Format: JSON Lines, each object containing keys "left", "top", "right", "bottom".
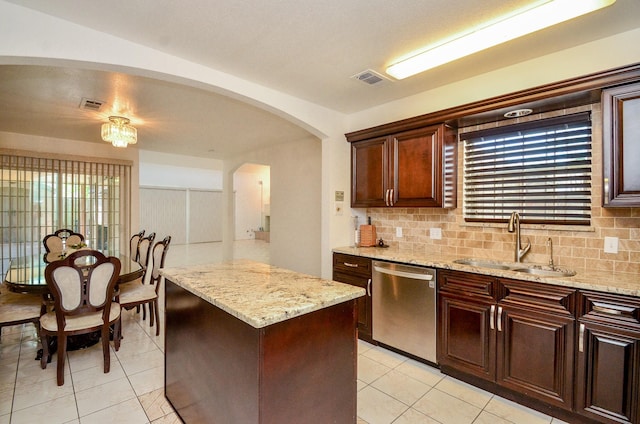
{"left": 165, "top": 279, "right": 359, "bottom": 423}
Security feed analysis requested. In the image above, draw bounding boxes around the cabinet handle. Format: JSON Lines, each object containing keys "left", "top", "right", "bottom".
{"left": 367, "top": 278, "right": 372, "bottom": 297}
{"left": 593, "top": 305, "right": 623, "bottom": 316}
{"left": 489, "top": 305, "right": 495, "bottom": 330}
{"left": 390, "top": 189, "right": 394, "bottom": 206}
{"left": 497, "top": 306, "right": 503, "bottom": 332}
{"left": 343, "top": 262, "right": 358, "bottom": 268}
{"left": 384, "top": 189, "right": 389, "bottom": 206}
{"left": 603, "top": 177, "right": 609, "bottom": 205}
{"left": 579, "top": 323, "right": 585, "bottom": 352}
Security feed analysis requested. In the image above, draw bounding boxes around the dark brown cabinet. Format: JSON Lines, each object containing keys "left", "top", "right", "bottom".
{"left": 438, "top": 270, "right": 497, "bottom": 380}
{"left": 497, "top": 279, "right": 576, "bottom": 410}
{"left": 575, "top": 291, "right": 640, "bottom": 423}
{"left": 332, "top": 253, "right": 373, "bottom": 342}
{"left": 349, "top": 124, "right": 456, "bottom": 208}
{"left": 602, "top": 82, "right": 640, "bottom": 207}
{"left": 438, "top": 270, "right": 576, "bottom": 411}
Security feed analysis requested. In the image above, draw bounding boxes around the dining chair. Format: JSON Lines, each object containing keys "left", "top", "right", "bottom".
{"left": 0, "top": 284, "right": 44, "bottom": 343}
{"left": 119, "top": 236, "right": 171, "bottom": 336}
{"left": 43, "top": 229, "right": 85, "bottom": 253}
{"left": 124, "top": 232, "right": 155, "bottom": 319}
{"left": 40, "top": 249, "right": 122, "bottom": 386}
{"left": 129, "top": 230, "right": 145, "bottom": 262}
{"left": 136, "top": 232, "right": 156, "bottom": 271}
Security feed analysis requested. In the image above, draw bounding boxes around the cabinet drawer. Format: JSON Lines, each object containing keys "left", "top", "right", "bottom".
{"left": 500, "top": 278, "right": 576, "bottom": 316}
{"left": 333, "top": 253, "right": 372, "bottom": 277}
{"left": 578, "top": 290, "right": 640, "bottom": 328}
{"left": 438, "top": 269, "right": 496, "bottom": 300}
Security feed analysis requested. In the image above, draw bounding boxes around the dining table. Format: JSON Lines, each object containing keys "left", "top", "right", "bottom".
{"left": 3, "top": 249, "right": 143, "bottom": 294}
{"left": 3, "top": 248, "right": 143, "bottom": 358}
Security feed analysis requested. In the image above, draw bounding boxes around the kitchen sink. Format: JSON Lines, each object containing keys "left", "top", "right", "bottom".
{"left": 454, "top": 258, "right": 576, "bottom": 277}
{"left": 453, "top": 258, "right": 512, "bottom": 270}
{"left": 512, "top": 266, "right": 576, "bottom": 277}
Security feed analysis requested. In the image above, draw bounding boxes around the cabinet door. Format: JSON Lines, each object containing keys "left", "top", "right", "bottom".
{"left": 438, "top": 292, "right": 496, "bottom": 381}
{"left": 602, "top": 82, "right": 640, "bottom": 206}
{"left": 390, "top": 126, "right": 442, "bottom": 207}
{"left": 333, "top": 271, "right": 372, "bottom": 342}
{"left": 496, "top": 305, "right": 574, "bottom": 410}
{"left": 575, "top": 320, "right": 640, "bottom": 424}
{"left": 351, "top": 137, "right": 389, "bottom": 207}
{"left": 333, "top": 254, "right": 373, "bottom": 342}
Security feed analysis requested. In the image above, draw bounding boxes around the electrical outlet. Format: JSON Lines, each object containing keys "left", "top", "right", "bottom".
{"left": 604, "top": 236, "right": 619, "bottom": 254}
{"left": 430, "top": 228, "right": 442, "bottom": 240}
{"left": 396, "top": 227, "right": 403, "bottom": 238}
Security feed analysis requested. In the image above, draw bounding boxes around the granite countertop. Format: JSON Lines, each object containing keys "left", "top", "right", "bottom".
{"left": 333, "top": 246, "right": 640, "bottom": 297}
{"left": 160, "top": 259, "right": 365, "bottom": 328}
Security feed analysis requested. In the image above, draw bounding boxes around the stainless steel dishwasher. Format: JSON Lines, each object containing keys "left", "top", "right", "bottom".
{"left": 372, "top": 261, "right": 437, "bottom": 363}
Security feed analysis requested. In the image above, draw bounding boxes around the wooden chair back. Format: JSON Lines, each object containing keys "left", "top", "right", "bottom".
{"left": 150, "top": 236, "right": 172, "bottom": 288}
{"left": 137, "top": 232, "right": 156, "bottom": 270}
{"left": 129, "top": 230, "right": 145, "bottom": 262}
{"left": 43, "top": 229, "right": 85, "bottom": 253}
{"left": 45, "top": 250, "right": 120, "bottom": 326}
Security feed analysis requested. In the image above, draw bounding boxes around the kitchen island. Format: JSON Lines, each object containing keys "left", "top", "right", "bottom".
{"left": 160, "top": 259, "right": 365, "bottom": 424}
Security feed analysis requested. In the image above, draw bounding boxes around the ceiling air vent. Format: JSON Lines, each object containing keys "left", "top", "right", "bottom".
{"left": 351, "top": 69, "right": 390, "bottom": 86}
{"left": 79, "top": 97, "right": 105, "bottom": 111}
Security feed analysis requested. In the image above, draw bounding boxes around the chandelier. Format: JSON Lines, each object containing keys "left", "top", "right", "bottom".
{"left": 101, "top": 116, "right": 137, "bottom": 148}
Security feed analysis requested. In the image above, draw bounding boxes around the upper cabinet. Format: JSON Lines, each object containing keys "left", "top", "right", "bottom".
{"left": 349, "top": 123, "right": 457, "bottom": 208}
{"left": 602, "top": 82, "right": 640, "bottom": 207}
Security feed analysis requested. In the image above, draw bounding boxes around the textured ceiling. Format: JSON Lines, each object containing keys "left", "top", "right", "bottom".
{"left": 2, "top": 0, "right": 639, "bottom": 158}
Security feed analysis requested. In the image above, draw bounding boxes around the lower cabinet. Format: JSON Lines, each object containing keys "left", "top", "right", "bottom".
{"left": 332, "top": 253, "right": 373, "bottom": 342}
{"left": 438, "top": 271, "right": 496, "bottom": 380}
{"left": 575, "top": 291, "right": 640, "bottom": 424}
{"left": 438, "top": 270, "right": 576, "bottom": 414}
{"left": 497, "top": 303, "right": 575, "bottom": 410}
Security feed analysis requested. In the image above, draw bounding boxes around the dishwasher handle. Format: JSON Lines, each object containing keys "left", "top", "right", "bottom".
{"left": 373, "top": 265, "right": 433, "bottom": 281}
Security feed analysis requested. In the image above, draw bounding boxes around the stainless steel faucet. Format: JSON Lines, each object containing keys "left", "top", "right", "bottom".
{"left": 547, "top": 237, "right": 554, "bottom": 268}
{"left": 507, "top": 211, "right": 531, "bottom": 263}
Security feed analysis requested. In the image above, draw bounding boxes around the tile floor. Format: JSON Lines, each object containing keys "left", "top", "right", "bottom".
{"left": 0, "top": 241, "right": 570, "bottom": 424}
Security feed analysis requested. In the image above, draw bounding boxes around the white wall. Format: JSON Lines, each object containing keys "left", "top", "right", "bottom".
{"left": 225, "top": 138, "right": 321, "bottom": 276}
{"left": 233, "top": 171, "right": 262, "bottom": 240}
{"left": 139, "top": 151, "right": 270, "bottom": 243}
{"left": 233, "top": 164, "right": 270, "bottom": 240}
{"left": 139, "top": 150, "right": 222, "bottom": 189}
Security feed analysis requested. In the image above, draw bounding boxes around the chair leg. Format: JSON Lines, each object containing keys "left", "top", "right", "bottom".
{"left": 113, "top": 319, "right": 121, "bottom": 351}
{"left": 40, "top": 332, "right": 49, "bottom": 370}
{"left": 153, "top": 300, "right": 160, "bottom": 336}
{"left": 57, "top": 334, "right": 67, "bottom": 386}
{"left": 102, "top": 326, "right": 111, "bottom": 374}
{"left": 142, "top": 303, "right": 147, "bottom": 321}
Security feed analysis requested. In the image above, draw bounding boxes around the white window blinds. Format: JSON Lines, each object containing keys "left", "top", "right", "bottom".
{"left": 462, "top": 112, "right": 592, "bottom": 225}
{"left": 0, "top": 152, "right": 131, "bottom": 276}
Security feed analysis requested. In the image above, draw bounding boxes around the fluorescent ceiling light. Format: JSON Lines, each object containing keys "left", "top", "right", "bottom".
{"left": 386, "top": 0, "right": 616, "bottom": 80}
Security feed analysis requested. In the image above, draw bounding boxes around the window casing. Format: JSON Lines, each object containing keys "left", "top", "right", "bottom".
{"left": 1, "top": 152, "right": 131, "bottom": 276}
{"left": 462, "top": 112, "right": 592, "bottom": 225}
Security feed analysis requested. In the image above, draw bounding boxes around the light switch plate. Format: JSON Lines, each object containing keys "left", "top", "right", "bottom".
{"left": 604, "top": 236, "right": 619, "bottom": 254}
{"left": 334, "top": 201, "right": 343, "bottom": 216}
{"left": 430, "top": 228, "right": 442, "bottom": 240}
{"left": 396, "top": 227, "right": 403, "bottom": 238}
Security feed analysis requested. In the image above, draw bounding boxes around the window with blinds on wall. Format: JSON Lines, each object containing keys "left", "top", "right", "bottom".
{"left": 0, "top": 151, "right": 132, "bottom": 276}
{"left": 462, "top": 112, "right": 592, "bottom": 225}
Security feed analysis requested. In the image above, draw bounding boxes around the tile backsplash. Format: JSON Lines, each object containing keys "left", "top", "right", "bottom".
{"left": 365, "top": 104, "right": 640, "bottom": 275}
